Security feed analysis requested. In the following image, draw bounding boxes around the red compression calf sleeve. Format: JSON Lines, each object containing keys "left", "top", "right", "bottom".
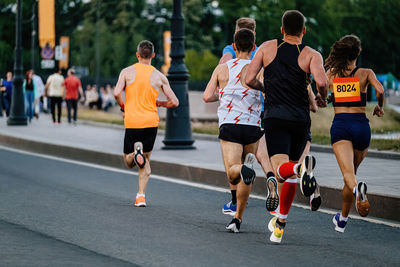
{"left": 277, "top": 162, "right": 297, "bottom": 180}
{"left": 279, "top": 179, "right": 297, "bottom": 219}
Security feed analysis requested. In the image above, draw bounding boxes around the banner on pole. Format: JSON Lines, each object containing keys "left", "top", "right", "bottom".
{"left": 58, "top": 36, "right": 70, "bottom": 69}
{"left": 161, "top": 31, "right": 171, "bottom": 75}
{"left": 38, "top": 0, "right": 55, "bottom": 49}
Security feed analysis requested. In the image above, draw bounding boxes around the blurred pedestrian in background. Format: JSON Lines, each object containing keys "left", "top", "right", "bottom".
{"left": 1, "top": 72, "right": 13, "bottom": 117}
{"left": 86, "top": 85, "right": 100, "bottom": 109}
{"left": 45, "top": 68, "right": 64, "bottom": 124}
{"left": 101, "top": 84, "right": 115, "bottom": 112}
{"left": 23, "top": 70, "right": 37, "bottom": 122}
{"left": 64, "top": 68, "right": 84, "bottom": 124}
{"left": 31, "top": 69, "right": 45, "bottom": 118}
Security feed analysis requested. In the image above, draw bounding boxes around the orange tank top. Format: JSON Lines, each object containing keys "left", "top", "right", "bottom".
{"left": 124, "top": 63, "right": 159, "bottom": 128}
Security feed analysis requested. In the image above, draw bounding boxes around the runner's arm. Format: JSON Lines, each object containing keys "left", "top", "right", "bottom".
{"left": 219, "top": 53, "right": 233, "bottom": 65}
{"left": 113, "top": 70, "right": 126, "bottom": 110}
{"left": 308, "top": 86, "right": 318, "bottom": 113}
{"left": 367, "top": 69, "right": 385, "bottom": 117}
{"left": 245, "top": 48, "right": 264, "bottom": 92}
{"left": 203, "top": 65, "right": 221, "bottom": 102}
{"left": 219, "top": 45, "right": 235, "bottom": 64}
{"left": 310, "top": 52, "right": 328, "bottom": 106}
{"left": 156, "top": 74, "right": 179, "bottom": 108}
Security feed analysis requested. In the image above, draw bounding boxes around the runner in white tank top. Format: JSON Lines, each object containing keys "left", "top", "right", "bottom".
{"left": 203, "top": 29, "right": 277, "bottom": 233}
{"left": 218, "top": 58, "right": 262, "bottom": 127}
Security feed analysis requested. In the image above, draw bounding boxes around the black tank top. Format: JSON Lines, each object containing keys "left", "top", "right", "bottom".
{"left": 331, "top": 67, "right": 367, "bottom": 107}
{"left": 263, "top": 39, "right": 310, "bottom": 122}
{"left": 25, "top": 80, "right": 34, "bottom": 91}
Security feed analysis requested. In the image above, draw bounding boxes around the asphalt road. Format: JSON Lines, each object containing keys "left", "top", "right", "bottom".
{"left": 0, "top": 148, "right": 399, "bottom": 267}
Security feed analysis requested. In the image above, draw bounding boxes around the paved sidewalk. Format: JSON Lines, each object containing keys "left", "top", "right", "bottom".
{"left": 0, "top": 115, "right": 399, "bottom": 220}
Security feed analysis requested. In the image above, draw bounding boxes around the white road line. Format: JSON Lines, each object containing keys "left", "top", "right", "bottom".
{"left": 1, "top": 145, "right": 399, "bottom": 229}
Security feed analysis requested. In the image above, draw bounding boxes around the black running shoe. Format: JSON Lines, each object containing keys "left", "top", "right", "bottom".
{"left": 266, "top": 177, "right": 279, "bottom": 211}
{"left": 299, "top": 155, "right": 317, "bottom": 197}
{"left": 226, "top": 218, "right": 241, "bottom": 233}
{"left": 241, "top": 153, "right": 256, "bottom": 185}
{"left": 133, "top": 142, "right": 146, "bottom": 168}
{"left": 310, "top": 183, "right": 321, "bottom": 211}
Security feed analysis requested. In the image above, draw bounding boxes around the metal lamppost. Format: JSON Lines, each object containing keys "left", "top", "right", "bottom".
{"left": 7, "top": 0, "right": 27, "bottom": 126}
{"left": 162, "top": 0, "right": 195, "bottom": 149}
{"left": 31, "top": 1, "right": 37, "bottom": 70}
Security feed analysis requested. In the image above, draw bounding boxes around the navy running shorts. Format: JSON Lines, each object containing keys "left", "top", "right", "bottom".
{"left": 219, "top": 123, "right": 264, "bottom": 146}
{"left": 124, "top": 127, "right": 158, "bottom": 154}
{"left": 263, "top": 118, "right": 309, "bottom": 161}
{"left": 330, "top": 113, "right": 370, "bottom": 150}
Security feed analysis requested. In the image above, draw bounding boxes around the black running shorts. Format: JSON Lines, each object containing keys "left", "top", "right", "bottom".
{"left": 124, "top": 127, "right": 158, "bottom": 154}
{"left": 263, "top": 118, "right": 309, "bottom": 161}
{"left": 219, "top": 123, "right": 264, "bottom": 146}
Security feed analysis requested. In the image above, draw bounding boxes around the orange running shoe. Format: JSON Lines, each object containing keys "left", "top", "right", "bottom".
{"left": 355, "top": 182, "right": 369, "bottom": 217}
{"left": 135, "top": 195, "right": 146, "bottom": 207}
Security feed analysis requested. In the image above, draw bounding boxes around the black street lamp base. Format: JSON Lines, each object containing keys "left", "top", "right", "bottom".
{"left": 162, "top": 145, "right": 196, "bottom": 150}
{"left": 162, "top": 139, "right": 196, "bottom": 150}
{"left": 7, "top": 116, "right": 28, "bottom": 126}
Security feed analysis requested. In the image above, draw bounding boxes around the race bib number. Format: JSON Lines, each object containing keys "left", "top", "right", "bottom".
{"left": 333, "top": 77, "right": 361, "bottom": 103}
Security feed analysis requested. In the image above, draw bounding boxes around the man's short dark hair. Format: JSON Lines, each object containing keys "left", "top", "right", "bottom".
{"left": 282, "top": 10, "right": 305, "bottom": 36}
{"left": 234, "top": 29, "right": 254, "bottom": 53}
{"left": 137, "top": 40, "right": 154, "bottom": 59}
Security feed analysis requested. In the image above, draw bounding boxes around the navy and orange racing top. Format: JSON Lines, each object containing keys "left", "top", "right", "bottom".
{"left": 331, "top": 67, "right": 367, "bottom": 107}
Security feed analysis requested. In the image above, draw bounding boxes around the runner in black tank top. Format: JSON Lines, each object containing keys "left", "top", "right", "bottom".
{"left": 264, "top": 39, "right": 310, "bottom": 123}
{"left": 245, "top": 10, "right": 328, "bottom": 244}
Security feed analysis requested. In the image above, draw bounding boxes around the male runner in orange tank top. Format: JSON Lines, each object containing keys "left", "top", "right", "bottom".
{"left": 114, "top": 40, "right": 179, "bottom": 207}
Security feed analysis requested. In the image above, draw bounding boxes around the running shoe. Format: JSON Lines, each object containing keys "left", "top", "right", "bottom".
{"left": 241, "top": 153, "right": 256, "bottom": 185}
{"left": 268, "top": 217, "right": 284, "bottom": 243}
{"left": 134, "top": 142, "right": 146, "bottom": 168}
{"left": 226, "top": 218, "right": 241, "bottom": 233}
{"left": 135, "top": 195, "right": 146, "bottom": 207}
{"left": 268, "top": 216, "right": 277, "bottom": 232}
{"left": 355, "top": 182, "right": 370, "bottom": 217}
{"left": 310, "top": 183, "right": 322, "bottom": 211}
{"left": 332, "top": 212, "right": 347, "bottom": 233}
{"left": 269, "top": 210, "right": 279, "bottom": 217}
{"left": 222, "top": 201, "right": 237, "bottom": 216}
{"left": 299, "top": 155, "right": 317, "bottom": 197}
{"left": 266, "top": 177, "right": 279, "bottom": 211}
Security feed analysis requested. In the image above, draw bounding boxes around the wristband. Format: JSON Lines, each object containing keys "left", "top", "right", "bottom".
{"left": 120, "top": 103, "right": 125, "bottom": 112}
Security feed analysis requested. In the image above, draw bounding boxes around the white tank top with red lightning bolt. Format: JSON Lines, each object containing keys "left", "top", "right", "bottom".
{"left": 217, "top": 58, "right": 262, "bottom": 127}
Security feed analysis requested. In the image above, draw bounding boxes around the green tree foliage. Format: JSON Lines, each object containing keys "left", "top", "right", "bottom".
{"left": 185, "top": 49, "right": 219, "bottom": 81}
{"left": 1, "top": 0, "right": 400, "bottom": 81}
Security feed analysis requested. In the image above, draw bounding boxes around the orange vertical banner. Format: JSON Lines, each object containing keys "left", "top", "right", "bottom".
{"left": 38, "top": 0, "right": 55, "bottom": 48}
{"left": 161, "top": 31, "right": 171, "bottom": 75}
{"left": 59, "top": 36, "right": 70, "bottom": 69}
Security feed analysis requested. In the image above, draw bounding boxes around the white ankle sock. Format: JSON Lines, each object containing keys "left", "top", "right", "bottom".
{"left": 136, "top": 193, "right": 145, "bottom": 198}
{"left": 339, "top": 213, "right": 348, "bottom": 222}
{"left": 293, "top": 164, "right": 300, "bottom": 175}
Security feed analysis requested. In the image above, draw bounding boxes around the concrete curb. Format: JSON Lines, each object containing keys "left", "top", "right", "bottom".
{"left": 0, "top": 133, "right": 399, "bottom": 222}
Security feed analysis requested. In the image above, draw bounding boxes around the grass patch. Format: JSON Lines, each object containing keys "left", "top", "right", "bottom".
{"left": 70, "top": 105, "right": 400, "bottom": 151}
{"left": 370, "top": 139, "right": 400, "bottom": 151}
{"left": 192, "top": 122, "right": 219, "bottom": 135}
{"left": 66, "top": 108, "right": 124, "bottom": 125}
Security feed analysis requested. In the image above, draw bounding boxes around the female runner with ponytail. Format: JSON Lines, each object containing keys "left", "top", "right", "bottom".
{"left": 325, "top": 35, "right": 384, "bottom": 233}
